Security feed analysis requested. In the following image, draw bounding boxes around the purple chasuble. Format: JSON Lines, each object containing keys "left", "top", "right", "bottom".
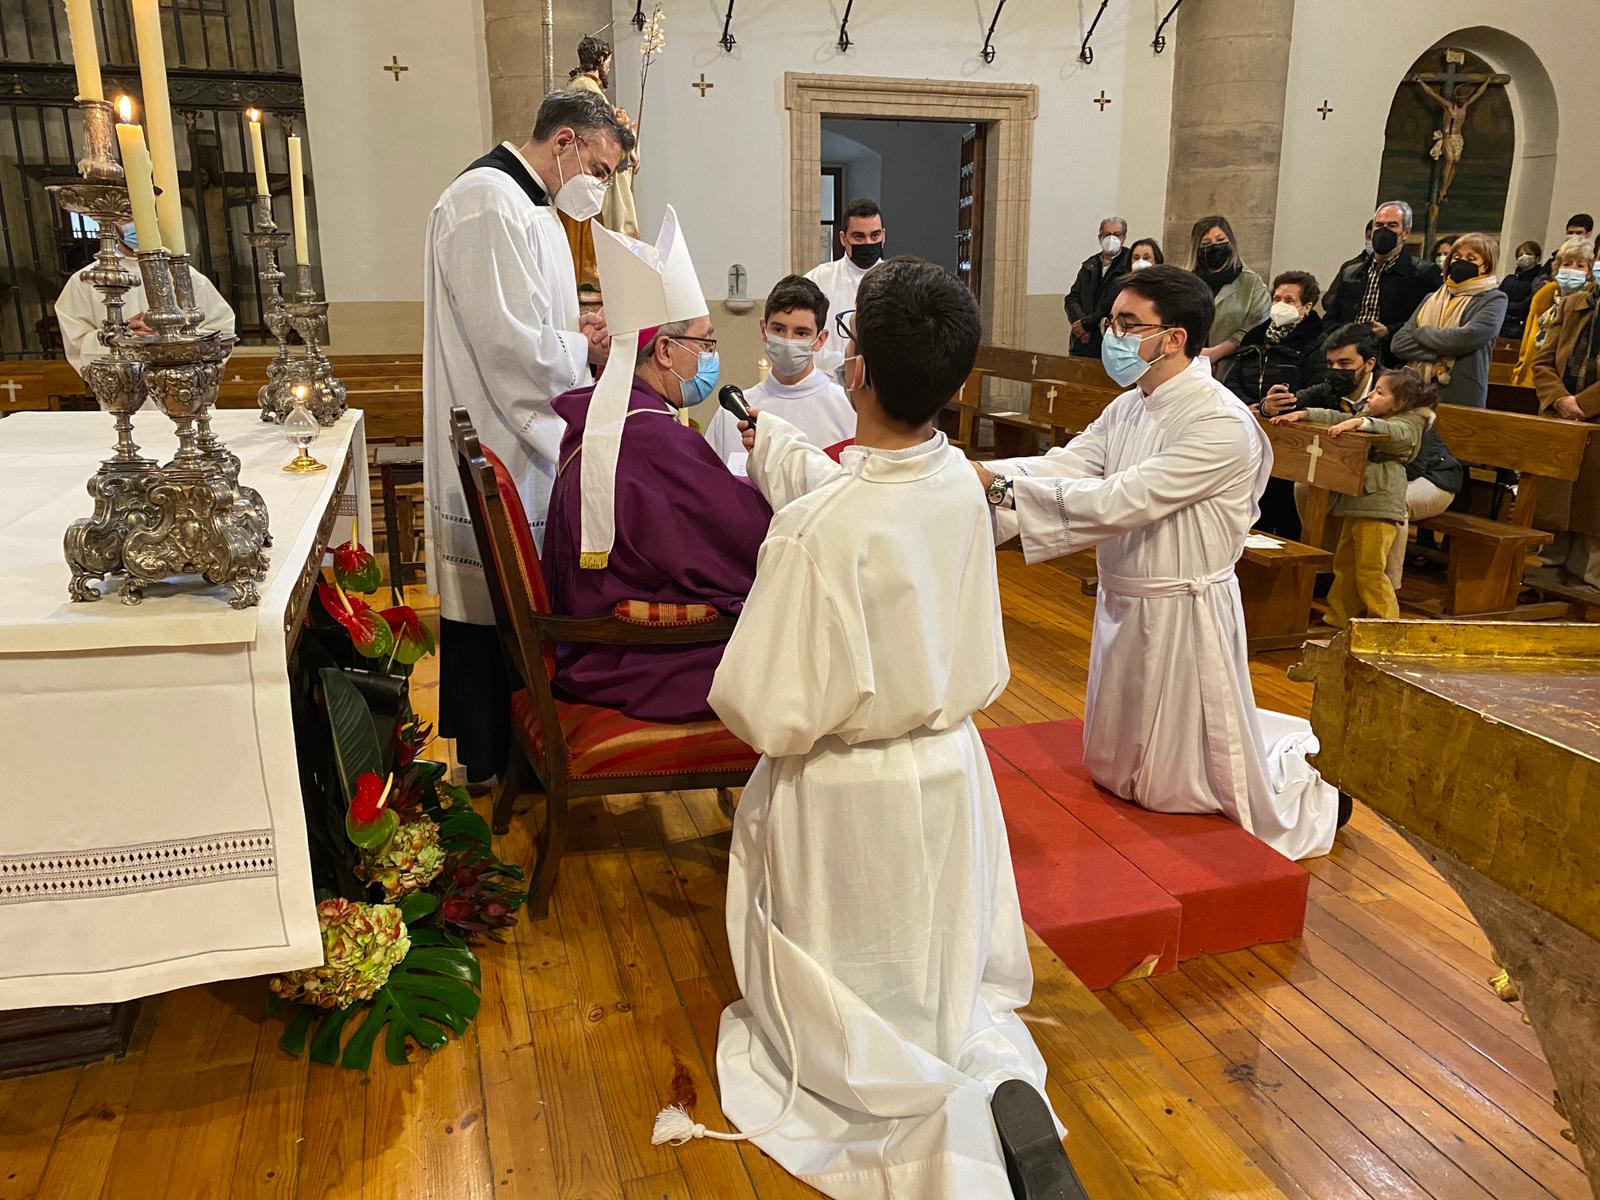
{"left": 545, "top": 381, "right": 772, "bottom": 722}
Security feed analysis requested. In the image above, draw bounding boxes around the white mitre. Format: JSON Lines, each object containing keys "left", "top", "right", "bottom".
{"left": 579, "top": 204, "right": 708, "bottom": 569}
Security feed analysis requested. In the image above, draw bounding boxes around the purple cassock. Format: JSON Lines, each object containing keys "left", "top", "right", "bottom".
{"left": 545, "top": 380, "right": 773, "bottom": 722}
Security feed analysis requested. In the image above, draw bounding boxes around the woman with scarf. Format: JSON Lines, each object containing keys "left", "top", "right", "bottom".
{"left": 1189, "top": 215, "right": 1270, "bottom": 384}
{"left": 1391, "top": 232, "right": 1508, "bottom": 407}
{"left": 1514, "top": 238, "right": 1595, "bottom": 386}
{"left": 1532, "top": 257, "right": 1600, "bottom": 587}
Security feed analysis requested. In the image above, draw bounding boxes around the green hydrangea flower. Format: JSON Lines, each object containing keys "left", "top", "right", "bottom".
{"left": 270, "top": 898, "right": 410, "bottom": 1010}
{"left": 357, "top": 818, "right": 446, "bottom": 901}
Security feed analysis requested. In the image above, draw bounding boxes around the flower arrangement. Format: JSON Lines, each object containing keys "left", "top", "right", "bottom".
{"left": 270, "top": 898, "right": 410, "bottom": 1010}
{"left": 634, "top": 2, "right": 665, "bottom": 148}
{"left": 357, "top": 816, "right": 446, "bottom": 901}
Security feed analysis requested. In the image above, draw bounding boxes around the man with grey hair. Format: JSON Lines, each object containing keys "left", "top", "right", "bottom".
{"left": 1324, "top": 199, "right": 1442, "bottom": 365}
{"left": 1065, "top": 215, "right": 1132, "bottom": 357}
{"left": 423, "top": 87, "right": 634, "bottom": 786}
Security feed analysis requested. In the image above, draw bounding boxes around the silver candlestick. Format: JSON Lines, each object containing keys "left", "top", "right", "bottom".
{"left": 75, "top": 98, "right": 126, "bottom": 185}
{"left": 245, "top": 195, "right": 298, "bottom": 422}
{"left": 284, "top": 262, "right": 346, "bottom": 425}
{"left": 117, "top": 249, "right": 271, "bottom": 608}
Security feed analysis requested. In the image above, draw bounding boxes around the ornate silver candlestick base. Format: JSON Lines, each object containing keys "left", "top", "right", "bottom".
{"left": 246, "top": 196, "right": 297, "bottom": 422}
{"left": 285, "top": 263, "right": 346, "bottom": 426}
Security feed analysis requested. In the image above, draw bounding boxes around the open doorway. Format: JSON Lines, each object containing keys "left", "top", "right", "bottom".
{"left": 818, "top": 118, "right": 981, "bottom": 292}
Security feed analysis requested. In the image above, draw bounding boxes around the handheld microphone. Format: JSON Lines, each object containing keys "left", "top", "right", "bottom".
{"left": 718, "top": 384, "right": 755, "bottom": 425}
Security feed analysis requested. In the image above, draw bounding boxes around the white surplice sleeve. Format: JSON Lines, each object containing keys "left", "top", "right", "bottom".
{"left": 748, "top": 412, "right": 846, "bottom": 513}
{"left": 1014, "top": 410, "right": 1253, "bottom": 562}
{"left": 709, "top": 536, "right": 865, "bottom": 758}
{"left": 55, "top": 274, "right": 100, "bottom": 377}
{"left": 986, "top": 412, "right": 1112, "bottom": 545}
{"left": 192, "top": 269, "right": 236, "bottom": 341}
{"left": 437, "top": 205, "right": 588, "bottom": 464}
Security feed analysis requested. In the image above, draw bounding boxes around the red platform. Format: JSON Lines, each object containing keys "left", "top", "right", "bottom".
{"left": 986, "top": 720, "right": 1309, "bottom": 989}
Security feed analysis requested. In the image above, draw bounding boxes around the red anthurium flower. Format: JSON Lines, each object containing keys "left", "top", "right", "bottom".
{"left": 350, "top": 772, "right": 391, "bottom": 824}
{"left": 379, "top": 605, "right": 437, "bottom": 666}
{"left": 317, "top": 582, "right": 395, "bottom": 660}
{"left": 331, "top": 519, "right": 383, "bottom": 594}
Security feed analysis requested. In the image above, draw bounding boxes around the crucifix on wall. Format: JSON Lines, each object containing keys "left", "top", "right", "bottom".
{"left": 1408, "top": 49, "right": 1508, "bottom": 239}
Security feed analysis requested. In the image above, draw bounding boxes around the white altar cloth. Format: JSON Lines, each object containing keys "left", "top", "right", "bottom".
{"left": 0, "top": 410, "right": 371, "bottom": 1008}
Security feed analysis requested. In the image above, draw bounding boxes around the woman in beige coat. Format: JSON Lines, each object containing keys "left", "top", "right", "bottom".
{"left": 1531, "top": 273, "right": 1600, "bottom": 587}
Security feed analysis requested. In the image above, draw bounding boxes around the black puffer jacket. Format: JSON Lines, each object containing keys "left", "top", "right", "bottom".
{"left": 1225, "top": 312, "right": 1328, "bottom": 407}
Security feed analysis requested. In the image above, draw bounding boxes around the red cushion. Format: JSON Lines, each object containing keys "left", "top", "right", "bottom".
{"left": 481, "top": 446, "right": 557, "bottom": 679}
{"left": 611, "top": 600, "right": 721, "bottom": 627}
{"left": 824, "top": 438, "right": 854, "bottom": 462}
{"left": 512, "top": 689, "right": 758, "bottom": 781}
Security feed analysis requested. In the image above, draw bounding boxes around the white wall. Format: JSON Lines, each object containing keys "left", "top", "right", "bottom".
{"left": 1274, "top": 3, "right": 1600, "bottom": 296}
{"left": 611, "top": 0, "right": 1175, "bottom": 306}
{"left": 296, "top": 0, "right": 491, "bottom": 316}
{"left": 820, "top": 128, "right": 883, "bottom": 260}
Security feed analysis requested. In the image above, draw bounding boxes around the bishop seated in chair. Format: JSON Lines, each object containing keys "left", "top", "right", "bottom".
{"left": 543, "top": 207, "right": 771, "bottom": 723}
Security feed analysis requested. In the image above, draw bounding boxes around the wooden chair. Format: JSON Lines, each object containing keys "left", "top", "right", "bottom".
{"left": 449, "top": 406, "right": 758, "bottom": 917}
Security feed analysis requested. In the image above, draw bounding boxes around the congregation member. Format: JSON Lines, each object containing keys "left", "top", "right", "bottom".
{"left": 1189, "top": 215, "right": 1269, "bottom": 383}
{"left": 1532, "top": 261, "right": 1600, "bottom": 589}
{"left": 1547, "top": 212, "right": 1595, "bottom": 273}
{"left": 667, "top": 257, "right": 1080, "bottom": 1200}
{"left": 1129, "top": 238, "right": 1164, "bottom": 269}
{"left": 422, "top": 89, "right": 631, "bottom": 784}
{"left": 55, "top": 221, "right": 234, "bottom": 377}
{"left": 703, "top": 275, "right": 854, "bottom": 471}
{"left": 1322, "top": 200, "right": 1442, "bottom": 366}
{"left": 544, "top": 209, "right": 771, "bottom": 722}
{"left": 1272, "top": 370, "right": 1435, "bottom": 625}
{"left": 806, "top": 198, "right": 886, "bottom": 379}
{"left": 1499, "top": 240, "right": 1546, "bottom": 338}
{"left": 977, "top": 265, "right": 1341, "bottom": 859}
{"left": 1392, "top": 232, "right": 1507, "bottom": 408}
{"left": 1065, "top": 215, "right": 1132, "bottom": 357}
{"left": 1515, "top": 237, "right": 1594, "bottom": 385}
{"left": 1433, "top": 236, "right": 1456, "bottom": 272}
{"left": 1225, "top": 270, "right": 1328, "bottom": 411}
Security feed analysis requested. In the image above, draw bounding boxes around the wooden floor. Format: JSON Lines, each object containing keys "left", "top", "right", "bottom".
{"left": 1, "top": 556, "right": 1587, "bottom": 1199}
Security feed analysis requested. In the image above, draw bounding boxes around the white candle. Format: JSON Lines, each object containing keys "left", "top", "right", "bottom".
{"left": 131, "top": 0, "right": 185, "bottom": 256}
{"left": 63, "top": 0, "right": 103, "bottom": 102}
{"left": 115, "top": 119, "right": 163, "bottom": 254}
{"left": 247, "top": 109, "right": 269, "bottom": 197}
{"left": 287, "top": 135, "right": 308, "bottom": 266}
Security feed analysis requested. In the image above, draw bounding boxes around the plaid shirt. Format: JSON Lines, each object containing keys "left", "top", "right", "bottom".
{"left": 1355, "top": 254, "right": 1398, "bottom": 325}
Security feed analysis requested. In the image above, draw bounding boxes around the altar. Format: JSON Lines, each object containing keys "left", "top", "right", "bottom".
{"left": 0, "top": 409, "right": 369, "bottom": 1011}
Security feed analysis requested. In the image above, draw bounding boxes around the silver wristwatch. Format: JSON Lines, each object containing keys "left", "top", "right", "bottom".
{"left": 986, "top": 473, "right": 1013, "bottom": 508}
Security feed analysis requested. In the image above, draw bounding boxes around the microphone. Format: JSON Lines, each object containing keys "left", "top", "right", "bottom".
{"left": 718, "top": 384, "right": 755, "bottom": 425}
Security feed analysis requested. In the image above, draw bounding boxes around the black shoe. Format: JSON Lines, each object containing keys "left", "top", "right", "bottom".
{"left": 1337, "top": 791, "right": 1354, "bottom": 829}
{"left": 991, "top": 1079, "right": 1088, "bottom": 1199}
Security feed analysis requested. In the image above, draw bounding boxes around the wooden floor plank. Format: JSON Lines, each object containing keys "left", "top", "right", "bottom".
{"left": 0, "top": 1065, "right": 79, "bottom": 1200}
{"left": 227, "top": 1012, "right": 311, "bottom": 1199}
{"left": 529, "top": 1004, "right": 626, "bottom": 1199}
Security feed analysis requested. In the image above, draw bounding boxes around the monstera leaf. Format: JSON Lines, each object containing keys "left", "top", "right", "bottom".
{"left": 318, "top": 583, "right": 395, "bottom": 660}
{"left": 379, "top": 605, "right": 435, "bottom": 666}
{"left": 331, "top": 521, "right": 383, "bottom": 594}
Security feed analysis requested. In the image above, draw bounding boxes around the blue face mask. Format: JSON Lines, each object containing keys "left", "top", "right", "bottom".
{"left": 672, "top": 347, "right": 719, "bottom": 407}
{"left": 1592, "top": 263, "right": 1600, "bottom": 288}
{"left": 120, "top": 223, "right": 138, "bottom": 251}
{"left": 1100, "top": 327, "right": 1167, "bottom": 387}
{"left": 1557, "top": 268, "right": 1587, "bottom": 293}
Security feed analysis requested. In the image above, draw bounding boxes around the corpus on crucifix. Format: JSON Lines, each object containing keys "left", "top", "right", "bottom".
{"left": 1408, "top": 50, "right": 1508, "bottom": 223}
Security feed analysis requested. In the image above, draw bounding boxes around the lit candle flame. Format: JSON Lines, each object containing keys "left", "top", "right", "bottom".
{"left": 117, "top": 95, "right": 133, "bottom": 123}
{"left": 247, "top": 107, "right": 259, "bottom": 123}
{"left": 294, "top": 384, "right": 307, "bottom": 401}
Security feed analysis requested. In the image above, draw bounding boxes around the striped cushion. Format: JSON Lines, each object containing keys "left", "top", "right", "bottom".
{"left": 512, "top": 690, "right": 757, "bottom": 781}
{"left": 612, "top": 600, "right": 720, "bottom": 627}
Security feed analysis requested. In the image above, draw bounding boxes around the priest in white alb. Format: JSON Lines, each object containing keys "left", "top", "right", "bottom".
{"left": 977, "top": 264, "right": 1341, "bottom": 861}
{"left": 422, "top": 88, "right": 633, "bottom": 786}
{"left": 804, "top": 198, "right": 886, "bottom": 380}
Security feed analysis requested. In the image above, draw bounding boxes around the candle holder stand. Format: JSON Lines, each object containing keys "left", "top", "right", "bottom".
{"left": 245, "top": 195, "right": 298, "bottom": 423}
{"left": 284, "top": 263, "right": 346, "bottom": 425}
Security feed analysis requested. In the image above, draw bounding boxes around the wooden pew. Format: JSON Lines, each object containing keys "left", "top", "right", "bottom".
{"left": 1486, "top": 381, "right": 1538, "bottom": 414}
{"left": 1417, "top": 405, "right": 1593, "bottom": 616}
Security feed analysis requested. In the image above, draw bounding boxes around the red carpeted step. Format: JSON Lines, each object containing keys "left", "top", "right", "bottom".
{"left": 985, "top": 721, "right": 1308, "bottom": 963}
{"left": 992, "top": 760, "right": 1180, "bottom": 990}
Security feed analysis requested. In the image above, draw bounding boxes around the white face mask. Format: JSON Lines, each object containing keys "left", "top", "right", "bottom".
{"left": 1269, "top": 300, "right": 1302, "bottom": 328}
{"left": 764, "top": 334, "right": 816, "bottom": 377}
{"left": 1516, "top": 254, "right": 1538, "bottom": 270}
{"left": 553, "top": 139, "right": 607, "bottom": 221}
{"left": 1100, "top": 234, "right": 1123, "bottom": 256}
{"left": 1130, "top": 258, "right": 1153, "bottom": 271}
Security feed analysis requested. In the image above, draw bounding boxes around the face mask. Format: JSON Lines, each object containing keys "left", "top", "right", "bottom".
{"left": 1101, "top": 327, "right": 1168, "bottom": 387}
{"left": 1100, "top": 234, "right": 1123, "bottom": 256}
{"left": 671, "top": 348, "right": 719, "bottom": 407}
{"left": 848, "top": 242, "right": 884, "bottom": 270}
{"left": 1364, "top": 239, "right": 1374, "bottom": 256}
{"left": 1370, "top": 227, "right": 1400, "bottom": 256}
{"left": 1269, "top": 301, "right": 1302, "bottom": 328}
{"left": 1557, "top": 268, "right": 1587, "bottom": 293}
{"left": 1199, "top": 242, "right": 1231, "bottom": 270}
{"left": 553, "top": 140, "right": 606, "bottom": 221}
{"left": 1131, "top": 258, "right": 1153, "bottom": 271}
{"left": 119, "top": 223, "right": 138, "bottom": 252}
{"left": 1436, "top": 254, "right": 1449, "bottom": 270}
{"left": 1447, "top": 259, "right": 1482, "bottom": 285}
{"left": 1516, "top": 254, "right": 1538, "bottom": 270}
{"left": 1324, "top": 367, "right": 1359, "bottom": 395}
{"left": 1592, "top": 263, "right": 1600, "bottom": 287}
{"left": 764, "top": 334, "right": 815, "bottom": 377}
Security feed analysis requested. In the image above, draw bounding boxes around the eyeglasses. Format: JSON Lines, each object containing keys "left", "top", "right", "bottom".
{"left": 573, "top": 135, "right": 614, "bottom": 187}
{"left": 835, "top": 309, "right": 856, "bottom": 345}
{"left": 669, "top": 335, "right": 718, "bottom": 353}
{"left": 1100, "top": 316, "right": 1170, "bottom": 337}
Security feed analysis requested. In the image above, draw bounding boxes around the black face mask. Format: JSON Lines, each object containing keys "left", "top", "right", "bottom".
{"left": 1324, "top": 367, "right": 1359, "bottom": 395}
{"left": 849, "top": 242, "right": 885, "bottom": 269}
{"left": 1447, "top": 259, "right": 1482, "bottom": 284}
{"left": 1370, "top": 227, "right": 1400, "bottom": 255}
{"left": 1199, "top": 242, "right": 1232, "bottom": 270}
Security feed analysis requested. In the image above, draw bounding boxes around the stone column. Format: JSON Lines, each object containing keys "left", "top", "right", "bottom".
{"left": 1162, "top": 0, "right": 1295, "bottom": 275}
{"left": 483, "top": 0, "right": 611, "bottom": 146}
